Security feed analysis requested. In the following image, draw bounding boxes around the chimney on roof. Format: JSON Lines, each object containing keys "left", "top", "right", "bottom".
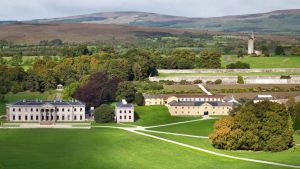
{"left": 36, "top": 98, "right": 38, "bottom": 102}
{"left": 22, "top": 99, "right": 26, "bottom": 102}
{"left": 122, "top": 99, "right": 127, "bottom": 105}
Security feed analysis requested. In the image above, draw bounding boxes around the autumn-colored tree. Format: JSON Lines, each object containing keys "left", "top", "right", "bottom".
{"left": 209, "top": 101, "right": 294, "bottom": 152}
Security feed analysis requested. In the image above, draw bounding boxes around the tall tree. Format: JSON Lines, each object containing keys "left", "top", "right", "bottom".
{"left": 116, "top": 81, "right": 136, "bottom": 103}
{"left": 199, "top": 50, "right": 221, "bottom": 68}
{"left": 75, "top": 72, "right": 120, "bottom": 107}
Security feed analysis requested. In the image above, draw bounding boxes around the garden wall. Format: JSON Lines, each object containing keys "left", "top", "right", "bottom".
{"left": 149, "top": 76, "right": 300, "bottom": 84}
{"left": 158, "top": 68, "right": 300, "bottom": 74}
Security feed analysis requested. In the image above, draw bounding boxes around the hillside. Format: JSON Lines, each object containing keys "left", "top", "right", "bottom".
{"left": 28, "top": 9, "right": 300, "bottom": 34}
{"left": 0, "top": 23, "right": 208, "bottom": 43}
{"left": 0, "top": 22, "right": 298, "bottom": 44}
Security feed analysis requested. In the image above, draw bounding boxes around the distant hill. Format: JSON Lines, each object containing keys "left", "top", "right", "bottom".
{"left": 28, "top": 9, "right": 300, "bottom": 34}
{"left": 0, "top": 23, "right": 212, "bottom": 43}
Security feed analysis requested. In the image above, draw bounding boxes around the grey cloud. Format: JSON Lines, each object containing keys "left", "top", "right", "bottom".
{"left": 0, "top": 0, "right": 300, "bottom": 20}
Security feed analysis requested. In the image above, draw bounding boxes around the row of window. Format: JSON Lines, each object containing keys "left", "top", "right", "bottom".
{"left": 118, "top": 110, "right": 132, "bottom": 113}
{"left": 179, "top": 98, "right": 222, "bottom": 101}
{"left": 12, "top": 107, "right": 84, "bottom": 113}
{"left": 174, "top": 111, "right": 226, "bottom": 114}
{"left": 119, "top": 116, "right": 132, "bottom": 120}
{"left": 174, "top": 106, "right": 229, "bottom": 110}
{"left": 11, "top": 114, "right": 84, "bottom": 121}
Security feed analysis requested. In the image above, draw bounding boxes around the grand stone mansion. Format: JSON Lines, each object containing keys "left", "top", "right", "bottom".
{"left": 6, "top": 100, "right": 86, "bottom": 122}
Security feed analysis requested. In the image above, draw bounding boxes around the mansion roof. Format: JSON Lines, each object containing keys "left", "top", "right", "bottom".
{"left": 116, "top": 102, "right": 134, "bottom": 108}
{"left": 9, "top": 100, "right": 85, "bottom": 107}
{"left": 169, "top": 101, "right": 233, "bottom": 107}
{"left": 143, "top": 94, "right": 226, "bottom": 99}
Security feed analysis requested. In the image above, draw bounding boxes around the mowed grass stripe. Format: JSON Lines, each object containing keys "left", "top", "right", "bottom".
{"left": 0, "top": 128, "right": 283, "bottom": 169}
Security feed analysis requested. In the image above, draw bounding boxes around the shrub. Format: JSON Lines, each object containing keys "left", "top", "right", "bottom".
{"left": 214, "top": 79, "right": 222, "bottom": 85}
{"left": 179, "top": 80, "right": 189, "bottom": 85}
{"left": 134, "top": 93, "right": 144, "bottom": 106}
{"left": 206, "top": 81, "right": 214, "bottom": 85}
{"left": 226, "top": 61, "right": 250, "bottom": 69}
{"left": 237, "top": 76, "right": 244, "bottom": 84}
{"left": 94, "top": 104, "right": 115, "bottom": 123}
{"left": 193, "top": 80, "right": 203, "bottom": 84}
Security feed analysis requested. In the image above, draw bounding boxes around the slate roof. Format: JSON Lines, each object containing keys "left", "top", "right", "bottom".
{"left": 116, "top": 102, "right": 134, "bottom": 108}
{"left": 143, "top": 94, "right": 225, "bottom": 99}
{"left": 10, "top": 100, "right": 85, "bottom": 106}
{"left": 169, "top": 101, "right": 233, "bottom": 107}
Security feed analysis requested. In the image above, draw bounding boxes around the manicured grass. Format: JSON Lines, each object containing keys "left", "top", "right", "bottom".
{"left": 145, "top": 132, "right": 300, "bottom": 166}
{"left": 0, "top": 128, "right": 282, "bottom": 169}
{"left": 0, "top": 91, "right": 56, "bottom": 115}
{"left": 133, "top": 106, "right": 199, "bottom": 126}
{"left": 222, "top": 55, "right": 300, "bottom": 68}
{"left": 149, "top": 118, "right": 218, "bottom": 136}
{"left": 295, "top": 133, "right": 300, "bottom": 144}
{"left": 158, "top": 72, "right": 300, "bottom": 77}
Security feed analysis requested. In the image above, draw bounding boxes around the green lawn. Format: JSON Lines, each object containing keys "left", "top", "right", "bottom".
{"left": 132, "top": 106, "right": 199, "bottom": 126}
{"left": 0, "top": 128, "right": 284, "bottom": 169}
{"left": 159, "top": 72, "right": 300, "bottom": 77}
{"left": 145, "top": 131, "right": 300, "bottom": 166}
{"left": 222, "top": 55, "right": 300, "bottom": 68}
{"left": 149, "top": 118, "right": 218, "bottom": 136}
{"left": 0, "top": 91, "right": 56, "bottom": 115}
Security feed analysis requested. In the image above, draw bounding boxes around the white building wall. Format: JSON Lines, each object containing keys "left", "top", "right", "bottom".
{"left": 115, "top": 107, "right": 134, "bottom": 123}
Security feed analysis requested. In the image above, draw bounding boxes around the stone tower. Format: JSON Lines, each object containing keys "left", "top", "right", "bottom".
{"left": 248, "top": 32, "right": 255, "bottom": 54}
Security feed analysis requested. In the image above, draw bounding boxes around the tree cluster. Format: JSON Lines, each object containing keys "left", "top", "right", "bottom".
{"left": 209, "top": 101, "right": 294, "bottom": 152}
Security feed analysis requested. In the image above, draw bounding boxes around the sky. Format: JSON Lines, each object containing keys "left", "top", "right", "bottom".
{"left": 1, "top": 0, "right": 300, "bottom": 20}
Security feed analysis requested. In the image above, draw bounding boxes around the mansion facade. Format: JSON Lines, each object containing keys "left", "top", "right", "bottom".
{"left": 6, "top": 100, "right": 86, "bottom": 122}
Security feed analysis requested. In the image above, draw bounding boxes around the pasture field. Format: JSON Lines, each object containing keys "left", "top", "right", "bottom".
{"left": 158, "top": 72, "right": 300, "bottom": 77}
{"left": 0, "top": 128, "right": 287, "bottom": 169}
{"left": 0, "top": 91, "right": 56, "bottom": 115}
{"left": 221, "top": 55, "right": 300, "bottom": 68}
{"left": 132, "top": 106, "right": 199, "bottom": 126}
{"left": 1, "top": 106, "right": 300, "bottom": 169}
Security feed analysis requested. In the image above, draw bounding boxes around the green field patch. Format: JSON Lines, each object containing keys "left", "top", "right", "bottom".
{"left": 132, "top": 106, "right": 199, "bottom": 126}
{"left": 222, "top": 55, "right": 300, "bottom": 68}
{"left": 0, "top": 128, "right": 280, "bottom": 169}
{"left": 149, "top": 118, "right": 218, "bottom": 136}
{"left": 159, "top": 72, "right": 300, "bottom": 77}
{"left": 145, "top": 132, "right": 300, "bottom": 166}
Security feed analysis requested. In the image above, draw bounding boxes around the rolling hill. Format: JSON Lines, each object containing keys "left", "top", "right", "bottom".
{"left": 28, "top": 9, "right": 300, "bottom": 34}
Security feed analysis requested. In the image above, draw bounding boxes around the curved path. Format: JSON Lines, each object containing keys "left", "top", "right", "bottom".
{"left": 92, "top": 118, "right": 300, "bottom": 169}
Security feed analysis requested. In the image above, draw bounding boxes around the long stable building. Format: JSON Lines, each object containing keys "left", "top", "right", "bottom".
{"left": 6, "top": 100, "right": 86, "bottom": 122}
{"left": 143, "top": 94, "right": 227, "bottom": 106}
{"left": 143, "top": 94, "right": 236, "bottom": 116}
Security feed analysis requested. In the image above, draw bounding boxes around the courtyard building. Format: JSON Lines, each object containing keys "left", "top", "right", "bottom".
{"left": 115, "top": 100, "right": 134, "bottom": 123}
{"left": 6, "top": 99, "right": 86, "bottom": 122}
{"left": 167, "top": 96, "right": 234, "bottom": 116}
{"left": 253, "top": 95, "right": 278, "bottom": 103}
{"left": 143, "top": 94, "right": 227, "bottom": 106}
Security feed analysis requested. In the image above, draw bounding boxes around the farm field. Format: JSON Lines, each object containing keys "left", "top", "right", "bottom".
{"left": 0, "top": 128, "right": 288, "bottom": 169}
{"left": 158, "top": 72, "right": 300, "bottom": 77}
{"left": 132, "top": 106, "right": 199, "bottom": 126}
{"left": 221, "top": 55, "right": 300, "bottom": 68}
{"left": 1, "top": 106, "right": 300, "bottom": 169}
{"left": 0, "top": 91, "right": 56, "bottom": 115}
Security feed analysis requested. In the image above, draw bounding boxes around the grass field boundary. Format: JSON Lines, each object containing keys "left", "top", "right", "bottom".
{"left": 145, "top": 118, "right": 215, "bottom": 129}
{"left": 126, "top": 129, "right": 300, "bottom": 169}
{"left": 142, "top": 129, "right": 208, "bottom": 138}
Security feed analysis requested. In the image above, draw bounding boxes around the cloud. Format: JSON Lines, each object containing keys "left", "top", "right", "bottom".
{"left": 1, "top": 0, "right": 300, "bottom": 20}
